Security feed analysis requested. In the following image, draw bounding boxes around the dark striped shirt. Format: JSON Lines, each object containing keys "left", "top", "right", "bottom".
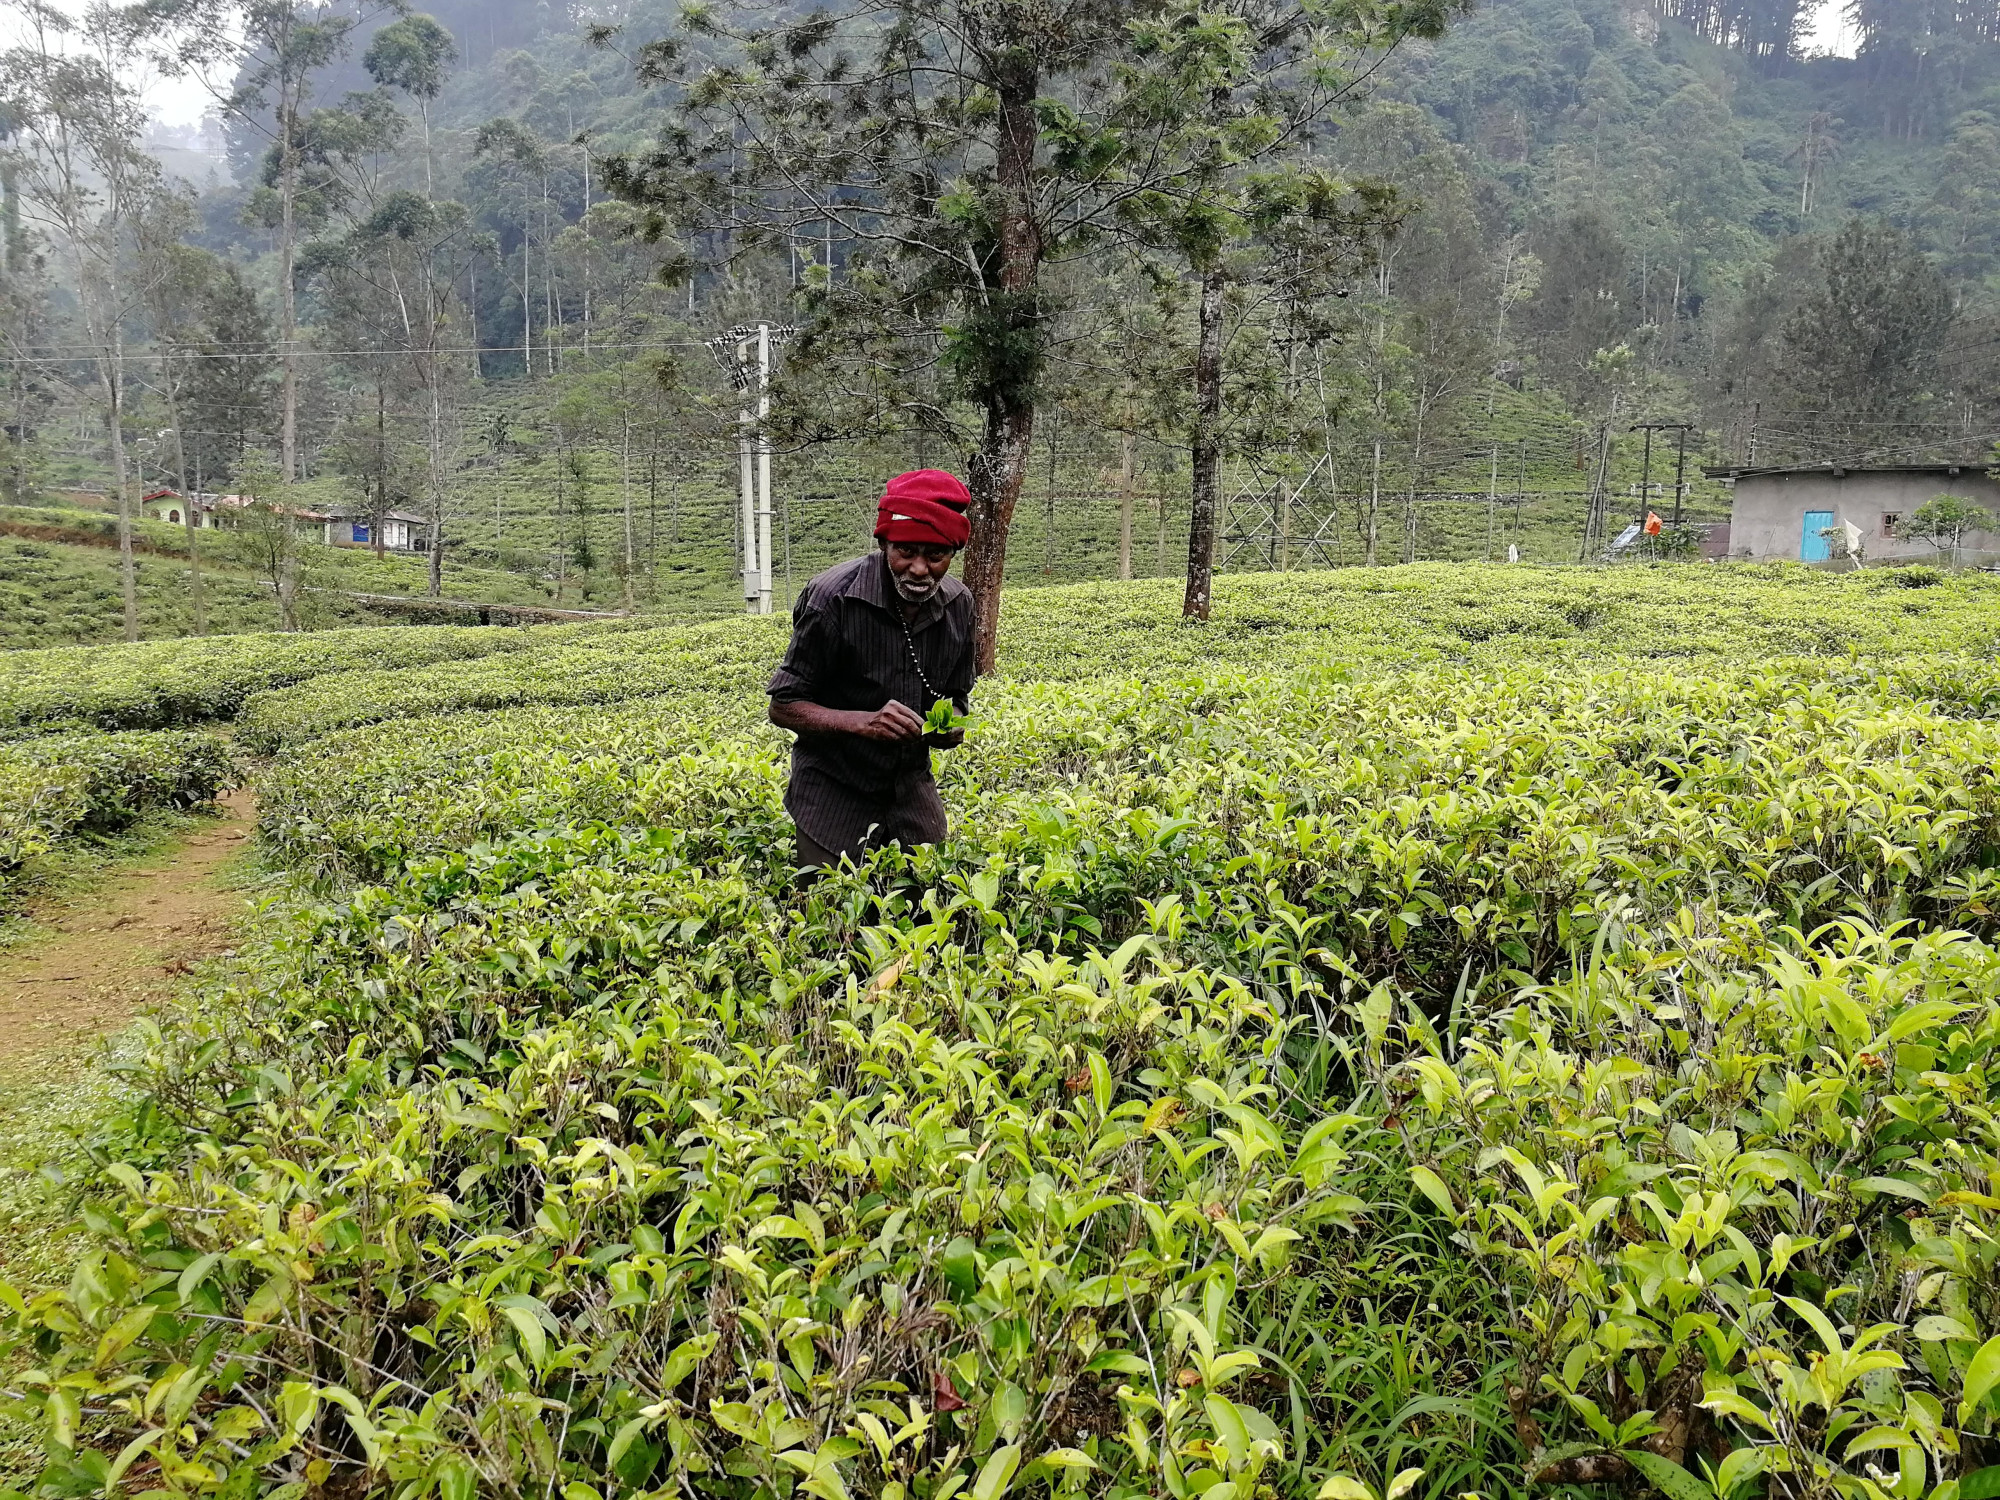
{"left": 767, "top": 551, "right": 976, "bottom": 854}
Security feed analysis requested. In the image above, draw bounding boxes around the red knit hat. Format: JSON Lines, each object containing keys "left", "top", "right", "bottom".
{"left": 875, "top": 469, "right": 971, "bottom": 548}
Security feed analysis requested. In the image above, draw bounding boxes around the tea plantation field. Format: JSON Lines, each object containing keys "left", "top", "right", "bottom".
{"left": 4, "top": 562, "right": 2000, "bottom": 1500}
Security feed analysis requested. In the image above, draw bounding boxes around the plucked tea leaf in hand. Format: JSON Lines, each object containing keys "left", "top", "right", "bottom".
{"left": 923, "top": 698, "right": 971, "bottom": 734}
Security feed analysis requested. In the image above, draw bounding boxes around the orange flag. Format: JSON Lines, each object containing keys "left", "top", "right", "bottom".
{"left": 1644, "top": 511, "right": 1663, "bottom": 535}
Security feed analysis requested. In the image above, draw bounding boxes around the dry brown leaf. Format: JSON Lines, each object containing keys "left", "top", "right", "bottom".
{"left": 865, "top": 956, "right": 909, "bottom": 1001}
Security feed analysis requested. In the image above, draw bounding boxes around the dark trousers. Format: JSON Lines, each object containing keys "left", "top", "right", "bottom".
{"left": 792, "top": 778, "right": 948, "bottom": 873}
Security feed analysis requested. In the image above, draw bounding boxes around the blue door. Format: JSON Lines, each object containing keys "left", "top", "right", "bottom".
{"left": 1800, "top": 510, "right": 1834, "bottom": 561}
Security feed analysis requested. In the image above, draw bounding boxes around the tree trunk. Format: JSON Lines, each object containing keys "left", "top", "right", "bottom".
{"left": 958, "top": 62, "right": 1042, "bottom": 676}
{"left": 427, "top": 372, "right": 444, "bottom": 597}
{"left": 164, "top": 381, "right": 204, "bottom": 637}
{"left": 621, "top": 406, "right": 635, "bottom": 613}
{"left": 373, "top": 380, "right": 388, "bottom": 560}
{"left": 1403, "top": 402, "right": 1427, "bottom": 564}
{"left": 1183, "top": 264, "right": 1227, "bottom": 621}
{"left": 106, "top": 383, "right": 137, "bottom": 643}
{"left": 277, "top": 514, "right": 300, "bottom": 631}
{"left": 552, "top": 436, "right": 568, "bottom": 603}
{"left": 1117, "top": 424, "right": 1135, "bottom": 581}
{"left": 279, "top": 93, "right": 299, "bottom": 485}
{"left": 1366, "top": 436, "right": 1382, "bottom": 567}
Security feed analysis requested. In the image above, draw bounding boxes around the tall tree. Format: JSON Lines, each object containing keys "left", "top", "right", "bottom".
{"left": 1112, "top": 3, "right": 1426, "bottom": 615}
{"left": 607, "top": 0, "right": 1449, "bottom": 661}
{"left": 140, "top": 0, "right": 358, "bottom": 486}
{"left": 603, "top": 0, "right": 1130, "bottom": 670}
{"left": 0, "top": 108, "right": 56, "bottom": 510}
{"left": 1335, "top": 106, "right": 1494, "bottom": 564}
{"left": 306, "top": 193, "right": 484, "bottom": 596}
{"left": 175, "top": 260, "right": 279, "bottom": 489}
{"left": 135, "top": 190, "right": 219, "bottom": 637}
{"left": 365, "top": 14, "right": 456, "bottom": 198}
{"left": 1776, "top": 216, "right": 1953, "bottom": 440}
{"left": 0, "top": 2, "right": 166, "bottom": 642}
{"left": 1521, "top": 206, "right": 1633, "bottom": 406}
{"left": 469, "top": 118, "right": 553, "bottom": 378}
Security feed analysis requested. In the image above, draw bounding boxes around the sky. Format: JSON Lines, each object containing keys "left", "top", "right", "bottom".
{"left": 0, "top": 0, "right": 236, "bottom": 128}
{"left": 14, "top": 0, "right": 1864, "bottom": 135}
{"left": 1804, "top": 0, "right": 1862, "bottom": 57}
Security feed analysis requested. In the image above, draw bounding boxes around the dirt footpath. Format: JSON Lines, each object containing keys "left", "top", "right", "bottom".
{"left": 0, "top": 791, "right": 256, "bottom": 1063}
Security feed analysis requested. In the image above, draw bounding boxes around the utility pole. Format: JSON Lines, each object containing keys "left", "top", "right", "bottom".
{"left": 757, "top": 323, "right": 773, "bottom": 615}
{"left": 1486, "top": 444, "right": 1499, "bottom": 560}
{"left": 737, "top": 331, "right": 756, "bottom": 611}
{"left": 707, "top": 322, "right": 795, "bottom": 615}
{"left": 1632, "top": 421, "right": 1693, "bottom": 525}
{"left": 1672, "top": 425, "right": 1690, "bottom": 525}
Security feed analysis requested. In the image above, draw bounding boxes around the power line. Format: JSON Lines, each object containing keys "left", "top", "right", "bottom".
{"left": 0, "top": 339, "right": 711, "bottom": 364}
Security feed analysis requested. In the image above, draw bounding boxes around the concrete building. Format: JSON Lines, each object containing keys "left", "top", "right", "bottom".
{"left": 1707, "top": 464, "right": 2000, "bottom": 565}
{"left": 139, "top": 490, "right": 421, "bottom": 549}
{"left": 319, "top": 505, "right": 425, "bottom": 552}
{"left": 140, "top": 489, "right": 194, "bottom": 525}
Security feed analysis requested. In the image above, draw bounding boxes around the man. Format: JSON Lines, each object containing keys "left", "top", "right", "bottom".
{"left": 767, "top": 469, "right": 978, "bottom": 868}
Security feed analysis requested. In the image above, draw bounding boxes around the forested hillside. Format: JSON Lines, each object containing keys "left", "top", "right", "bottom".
{"left": 2, "top": 0, "right": 1998, "bottom": 644}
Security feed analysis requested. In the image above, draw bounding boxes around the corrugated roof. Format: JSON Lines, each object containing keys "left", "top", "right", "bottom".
{"left": 1705, "top": 463, "right": 1992, "bottom": 480}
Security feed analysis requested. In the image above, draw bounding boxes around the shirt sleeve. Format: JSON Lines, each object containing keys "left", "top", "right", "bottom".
{"left": 947, "top": 601, "right": 978, "bottom": 714}
{"left": 768, "top": 598, "right": 837, "bottom": 702}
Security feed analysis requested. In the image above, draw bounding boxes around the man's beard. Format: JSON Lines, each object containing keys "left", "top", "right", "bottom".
{"left": 892, "top": 573, "right": 938, "bottom": 602}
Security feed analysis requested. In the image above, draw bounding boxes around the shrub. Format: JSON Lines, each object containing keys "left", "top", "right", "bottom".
{"left": 0, "top": 729, "right": 237, "bottom": 893}
{"left": 0, "top": 618, "right": 676, "bottom": 737}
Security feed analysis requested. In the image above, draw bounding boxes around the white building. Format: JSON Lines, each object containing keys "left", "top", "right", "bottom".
{"left": 139, "top": 490, "right": 422, "bottom": 550}
{"left": 319, "top": 505, "right": 426, "bottom": 552}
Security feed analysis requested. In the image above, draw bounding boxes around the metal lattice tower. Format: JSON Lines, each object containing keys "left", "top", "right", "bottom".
{"left": 1220, "top": 455, "right": 1345, "bottom": 570}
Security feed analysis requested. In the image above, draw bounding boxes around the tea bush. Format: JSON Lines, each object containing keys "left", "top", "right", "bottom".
{"left": 234, "top": 619, "right": 787, "bottom": 754}
{"left": 8, "top": 566, "right": 2000, "bottom": 1500}
{"left": 228, "top": 565, "right": 2000, "bottom": 752}
{"left": 0, "top": 618, "right": 676, "bottom": 738}
{"left": 0, "top": 729, "right": 237, "bottom": 888}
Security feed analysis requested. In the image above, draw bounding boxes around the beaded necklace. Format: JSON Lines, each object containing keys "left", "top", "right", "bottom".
{"left": 898, "top": 603, "right": 943, "bottom": 707}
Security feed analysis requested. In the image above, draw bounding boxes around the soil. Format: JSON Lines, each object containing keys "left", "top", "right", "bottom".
{"left": 0, "top": 791, "right": 256, "bottom": 1063}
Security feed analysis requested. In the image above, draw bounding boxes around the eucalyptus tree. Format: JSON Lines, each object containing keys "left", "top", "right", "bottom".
{"left": 470, "top": 119, "right": 553, "bottom": 377}
{"left": 305, "top": 193, "right": 487, "bottom": 596}
{"left": 1333, "top": 105, "right": 1495, "bottom": 564}
{"left": 138, "top": 0, "right": 359, "bottom": 485}
{"left": 0, "top": 1, "right": 167, "bottom": 642}
{"left": 0, "top": 116, "right": 55, "bottom": 510}
{"left": 1108, "top": 0, "right": 1432, "bottom": 616}
{"left": 135, "top": 189, "right": 220, "bottom": 636}
{"left": 366, "top": 14, "right": 457, "bottom": 197}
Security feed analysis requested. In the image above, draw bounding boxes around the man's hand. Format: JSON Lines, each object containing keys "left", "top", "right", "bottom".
{"left": 769, "top": 697, "right": 932, "bottom": 741}
{"left": 849, "top": 700, "right": 927, "bottom": 741}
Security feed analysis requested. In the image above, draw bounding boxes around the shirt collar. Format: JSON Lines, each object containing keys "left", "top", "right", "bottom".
{"left": 848, "top": 550, "right": 947, "bottom": 629}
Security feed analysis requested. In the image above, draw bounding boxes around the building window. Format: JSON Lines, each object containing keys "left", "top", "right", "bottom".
{"left": 167, "top": 510, "right": 180, "bottom": 524}
{"left": 353, "top": 522, "right": 370, "bottom": 543}
{"left": 1882, "top": 513, "right": 1900, "bottom": 537}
